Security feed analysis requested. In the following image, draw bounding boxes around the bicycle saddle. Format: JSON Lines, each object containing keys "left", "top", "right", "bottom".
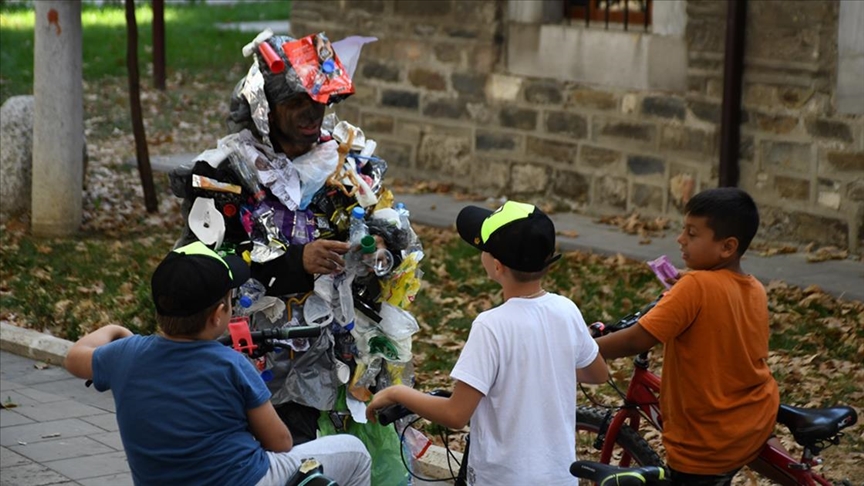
{"left": 776, "top": 404, "right": 858, "bottom": 446}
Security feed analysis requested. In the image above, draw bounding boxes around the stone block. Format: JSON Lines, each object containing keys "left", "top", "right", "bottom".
{"left": 434, "top": 43, "right": 462, "bottom": 64}
{"left": 688, "top": 99, "right": 721, "bottom": 124}
{"left": 743, "top": 84, "right": 778, "bottom": 108}
{"left": 546, "top": 112, "right": 587, "bottom": 139}
{"left": 526, "top": 136, "right": 578, "bottom": 164}
{"left": 469, "top": 45, "right": 498, "bottom": 72}
{"left": 762, "top": 141, "right": 811, "bottom": 174}
{"left": 471, "top": 158, "right": 510, "bottom": 192}
{"left": 642, "top": 96, "right": 686, "bottom": 120}
{"left": 746, "top": 26, "right": 821, "bottom": 63}
{"left": 760, "top": 207, "right": 848, "bottom": 248}
{"left": 826, "top": 151, "right": 864, "bottom": 172}
{"left": 817, "top": 178, "right": 842, "bottom": 210}
{"left": 593, "top": 117, "right": 656, "bottom": 146}
{"left": 395, "top": 0, "right": 451, "bottom": 16}
{"left": 0, "top": 95, "right": 33, "bottom": 222}
{"left": 361, "top": 113, "right": 395, "bottom": 134}
{"left": 740, "top": 134, "right": 755, "bottom": 161}
{"left": 551, "top": 170, "right": 589, "bottom": 202}
{"left": 376, "top": 141, "right": 415, "bottom": 169}
{"left": 408, "top": 68, "right": 447, "bottom": 91}
{"left": 777, "top": 86, "right": 817, "bottom": 109}
{"left": 849, "top": 181, "right": 864, "bottom": 202}
{"left": 751, "top": 112, "right": 799, "bottom": 134}
{"left": 476, "top": 130, "right": 518, "bottom": 152}
{"left": 596, "top": 175, "right": 628, "bottom": 209}
{"left": 570, "top": 89, "right": 618, "bottom": 111}
{"left": 523, "top": 80, "right": 563, "bottom": 105}
{"left": 346, "top": 0, "right": 385, "bottom": 13}
{"left": 686, "top": 19, "right": 725, "bottom": 53}
{"left": 511, "top": 163, "right": 549, "bottom": 194}
{"left": 381, "top": 90, "right": 420, "bottom": 110}
{"left": 499, "top": 106, "right": 538, "bottom": 130}
{"left": 423, "top": 98, "right": 468, "bottom": 120}
{"left": 806, "top": 119, "right": 854, "bottom": 143}
{"left": 627, "top": 155, "right": 665, "bottom": 176}
{"left": 668, "top": 171, "right": 696, "bottom": 210}
{"left": 452, "top": 72, "right": 488, "bottom": 101}
{"left": 487, "top": 74, "right": 523, "bottom": 101}
{"left": 454, "top": 1, "right": 498, "bottom": 23}
{"left": 774, "top": 175, "right": 810, "bottom": 201}
{"left": 631, "top": 183, "right": 664, "bottom": 213}
{"left": 579, "top": 145, "right": 621, "bottom": 168}
{"left": 348, "top": 84, "right": 378, "bottom": 105}
{"left": 659, "top": 125, "right": 716, "bottom": 156}
{"left": 361, "top": 61, "right": 400, "bottom": 82}
{"left": 417, "top": 133, "right": 472, "bottom": 177}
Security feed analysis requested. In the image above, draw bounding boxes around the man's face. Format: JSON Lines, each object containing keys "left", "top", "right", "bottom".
{"left": 269, "top": 93, "right": 326, "bottom": 152}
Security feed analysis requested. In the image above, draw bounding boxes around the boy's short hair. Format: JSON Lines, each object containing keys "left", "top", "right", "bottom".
{"left": 456, "top": 201, "right": 561, "bottom": 273}
{"left": 151, "top": 241, "right": 250, "bottom": 319}
{"left": 684, "top": 187, "right": 759, "bottom": 255}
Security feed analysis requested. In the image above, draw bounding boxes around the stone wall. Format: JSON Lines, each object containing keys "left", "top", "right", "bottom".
{"left": 291, "top": 0, "right": 864, "bottom": 253}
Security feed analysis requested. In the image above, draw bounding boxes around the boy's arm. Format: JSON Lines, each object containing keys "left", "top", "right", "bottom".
{"left": 247, "top": 400, "right": 292, "bottom": 452}
{"left": 576, "top": 353, "right": 609, "bottom": 384}
{"left": 366, "top": 381, "right": 483, "bottom": 430}
{"left": 64, "top": 325, "right": 133, "bottom": 380}
{"left": 595, "top": 323, "right": 659, "bottom": 360}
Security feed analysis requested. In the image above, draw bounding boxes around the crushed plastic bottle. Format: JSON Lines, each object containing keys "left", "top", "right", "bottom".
{"left": 361, "top": 235, "right": 394, "bottom": 277}
{"left": 236, "top": 278, "right": 267, "bottom": 315}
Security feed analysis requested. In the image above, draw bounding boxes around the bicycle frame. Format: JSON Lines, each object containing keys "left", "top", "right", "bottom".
{"left": 597, "top": 353, "right": 835, "bottom": 485}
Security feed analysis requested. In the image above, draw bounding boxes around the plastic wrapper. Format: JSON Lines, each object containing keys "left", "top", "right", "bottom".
{"left": 381, "top": 251, "right": 424, "bottom": 309}
{"left": 648, "top": 255, "right": 679, "bottom": 289}
{"left": 292, "top": 139, "right": 340, "bottom": 210}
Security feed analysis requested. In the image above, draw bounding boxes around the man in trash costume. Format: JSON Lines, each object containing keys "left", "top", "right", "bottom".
{"left": 169, "top": 30, "right": 425, "bottom": 484}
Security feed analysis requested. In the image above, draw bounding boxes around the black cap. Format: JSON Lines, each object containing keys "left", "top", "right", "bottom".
{"left": 456, "top": 201, "right": 561, "bottom": 272}
{"left": 151, "top": 241, "right": 250, "bottom": 317}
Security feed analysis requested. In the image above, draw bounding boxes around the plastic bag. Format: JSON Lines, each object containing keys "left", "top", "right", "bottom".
{"left": 292, "top": 140, "right": 339, "bottom": 210}
{"left": 317, "top": 387, "right": 409, "bottom": 486}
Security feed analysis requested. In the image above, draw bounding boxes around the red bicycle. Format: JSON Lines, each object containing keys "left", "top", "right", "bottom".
{"left": 576, "top": 300, "right": 859, "bottom": 485}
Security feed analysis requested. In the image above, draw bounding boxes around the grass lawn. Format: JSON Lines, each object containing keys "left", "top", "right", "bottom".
{"left": 0, "top": 1, "right": 291, "bottom": 104}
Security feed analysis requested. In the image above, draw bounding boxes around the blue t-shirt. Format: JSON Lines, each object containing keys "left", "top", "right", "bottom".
{"left": 92, "top": 335, "right": 271, "bottom": 486}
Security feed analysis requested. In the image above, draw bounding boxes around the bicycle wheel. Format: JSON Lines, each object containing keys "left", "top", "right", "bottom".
{"left": 576, "top": 405, "right": 663, "bottom": 467}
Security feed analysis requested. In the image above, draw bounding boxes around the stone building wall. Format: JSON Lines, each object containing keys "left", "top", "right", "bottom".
{"left": 290, "top": 0, "right": 864, "bottom": 253}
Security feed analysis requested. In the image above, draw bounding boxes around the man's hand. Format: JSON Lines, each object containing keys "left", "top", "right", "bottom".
{"left": 302, "top": 239, "right": 350, "bottom": 275}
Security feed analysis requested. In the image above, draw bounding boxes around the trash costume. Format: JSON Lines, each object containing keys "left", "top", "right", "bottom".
{"left": 169, "top": 31, "right": 424, "bottom": 485}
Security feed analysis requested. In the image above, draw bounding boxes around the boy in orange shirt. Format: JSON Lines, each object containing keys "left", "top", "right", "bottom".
{"left": 596, "top": 187, "right": 779, "bottom": 485}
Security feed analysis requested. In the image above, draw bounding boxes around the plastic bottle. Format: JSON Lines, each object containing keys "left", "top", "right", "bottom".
{"left": 236, "top": 278, "right": 266, "bottom": 315}
{"left": 228, "top": 152, "right": 267, "bottom": 203}
{"left": 348, "top": 206, "right": 368, "bottom": 247}
{"left": 394, "top": 202, "right": 410, "bottom": 230}
{"left": 361, "top": 235, "right": 394, "bottom": 277}
{"left": 394, "top": 202, "right": 422, "bottom": 255}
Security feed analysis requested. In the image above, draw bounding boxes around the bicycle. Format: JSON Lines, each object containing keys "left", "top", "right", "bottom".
{"left": 578, "top": 299, "right": 859, "bottom": 485}
{"left": 570, "top": 461, "right": 670, "bottom": 485}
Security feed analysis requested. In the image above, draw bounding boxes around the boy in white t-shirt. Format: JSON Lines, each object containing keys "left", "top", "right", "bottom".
{"left": 366, "top": 201, "right": 609, "bottom": 485}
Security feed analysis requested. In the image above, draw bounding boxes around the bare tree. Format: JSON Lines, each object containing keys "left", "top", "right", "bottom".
{"left": 125, "top": 0, "right": 158, "bottom": 212}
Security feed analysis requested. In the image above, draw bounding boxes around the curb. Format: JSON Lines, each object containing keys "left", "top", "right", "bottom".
{"left": 1, "top": 321, "right": 71, "bottom": 365}
{"left": 0, "top": 321, "right": 456, "bottom": 482}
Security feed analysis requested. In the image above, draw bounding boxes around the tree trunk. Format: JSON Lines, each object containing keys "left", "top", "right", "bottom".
{"left": 125, "top": 0, "right": 158, "bottom": 212}
{"left": 152, "top": 0, "right": 165, "bottom": 90}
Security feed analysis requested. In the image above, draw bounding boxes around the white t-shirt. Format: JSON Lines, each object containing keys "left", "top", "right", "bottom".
{"left": 450, "top": 293, "right": 599, "bottom": 485}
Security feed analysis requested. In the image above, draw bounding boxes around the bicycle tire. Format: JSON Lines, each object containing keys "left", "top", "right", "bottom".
{"left": 576, "top": 405, "right": 664, "bottom": 467}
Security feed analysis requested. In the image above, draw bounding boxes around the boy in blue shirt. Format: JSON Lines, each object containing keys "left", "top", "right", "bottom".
{"left": 65, "top": 241, "right": 371, "bottom": 486}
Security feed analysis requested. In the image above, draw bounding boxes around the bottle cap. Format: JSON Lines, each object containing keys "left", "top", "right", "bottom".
{"left": 360, "top": 235, "right": 376, "bottom": 254}
{"left": 343, "top": 320, "right": 355, "bottom": 331}
{"left": 321, "top": 58, "right": 336, "bottom": 74}
{"left": 351, "top": 206, "right": 366, "bottom": 219}
{"left": 260, "top": 369, "right": 274, "bottom": 382}
{"left": 239, "top": 295, "right": 253, "bottom": 308}
{"left": 395, "top": 202, "right": 405, "bottom": 210}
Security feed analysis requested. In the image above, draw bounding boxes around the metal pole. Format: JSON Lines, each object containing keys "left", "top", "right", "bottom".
{"left": 718, "top": 0, "right": 747, "bottom": 187}
{"left": 152, "top": 0, "right": 165, "bottom": 90}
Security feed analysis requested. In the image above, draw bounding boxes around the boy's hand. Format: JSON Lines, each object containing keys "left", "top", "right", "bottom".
{"left": 64, "top": 325, "right": 133, "bottom": 380}
{"left": 365, "top": 386, "right": 403, "bottom": 424}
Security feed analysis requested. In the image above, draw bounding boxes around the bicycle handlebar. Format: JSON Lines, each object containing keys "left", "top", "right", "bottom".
{"left": 589, "top": 297, "right": 661, "bottom": 338}
{"left": 570, "top": 461, "right": 670, "bottom": 485}
{"left": 377, "top": 389, "right": 452, "bottom": 426}
{"left": 216, "top": 325, "right": 322, "bottom": 347}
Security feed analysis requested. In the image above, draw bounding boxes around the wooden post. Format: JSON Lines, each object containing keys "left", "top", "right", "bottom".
{"left": 125, "top": 0, "right": 158, "bottom": 212}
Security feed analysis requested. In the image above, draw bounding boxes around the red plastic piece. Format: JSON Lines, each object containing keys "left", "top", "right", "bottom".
{"left": 258, "top": 41, "right": 285, "bottom": 74}
{"left": 228, "top": 317, "right": 257, "bottom": 355}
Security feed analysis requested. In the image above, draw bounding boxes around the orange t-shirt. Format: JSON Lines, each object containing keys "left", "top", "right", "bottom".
{"left": 638, "top": 269, "right": 779, "bottom": 474}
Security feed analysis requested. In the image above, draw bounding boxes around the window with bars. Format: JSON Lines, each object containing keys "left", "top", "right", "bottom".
{"left": 566, "top": 0, "right": 652, "bottom": 31}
